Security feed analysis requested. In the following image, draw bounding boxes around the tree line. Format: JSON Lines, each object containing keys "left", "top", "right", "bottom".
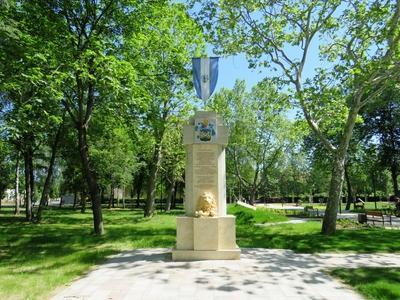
{"left": 0, "top": 0, "right": 399, "bottom": 236}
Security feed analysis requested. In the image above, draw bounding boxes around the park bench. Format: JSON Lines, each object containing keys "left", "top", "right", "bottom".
{"left": 365, "top": 211, "right": 392, "bottom": 226}
{"left": 304, "top": 206, "right": 319, "bottom": 217}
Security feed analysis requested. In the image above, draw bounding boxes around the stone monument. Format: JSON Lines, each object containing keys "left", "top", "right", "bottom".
{"left": 172, "top": 110, "right": 241, "bottom": 260}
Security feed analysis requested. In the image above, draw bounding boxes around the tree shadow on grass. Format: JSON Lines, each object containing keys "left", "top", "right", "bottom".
{"left": 0, "top": 208, "right": 27, "bottom": 224}
{"left": 0, "top": 206, "right": 176, "bottom": 274}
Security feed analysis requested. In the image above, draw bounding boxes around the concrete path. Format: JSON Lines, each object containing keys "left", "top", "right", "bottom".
{"left": 51, "top": 248, "right": 400, "bottom": 300}
{"left": 255, "top": 219, "right": 310, "bottom": 226}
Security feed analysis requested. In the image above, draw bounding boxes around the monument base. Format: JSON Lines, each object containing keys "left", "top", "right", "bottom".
{"left": 172, "top": 248, "right": 241, "bottom": 261}
{"left": 172, "top": 215, "right": 241, "bottom": 261}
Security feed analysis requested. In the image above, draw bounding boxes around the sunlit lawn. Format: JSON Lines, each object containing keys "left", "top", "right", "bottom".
{"left": 0, "top": 207, "right": 177, "bottom": 300}
{"left": 230, "top": 204, "right": 400, "bottom": 253}
{"left": 228, "top": 203, "right": 288, "bottom": 224}
{"left": 1, "top": 204, "right": 400, "bottom": 299}
{"left": 331, "top": 268, "right": 400, "bottom": 300}
{"left": 236, "top": 221, "right": 400, "bottom": 253}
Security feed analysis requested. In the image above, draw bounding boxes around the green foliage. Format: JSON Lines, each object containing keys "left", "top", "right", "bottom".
{"left": 161, "top": 125, "right": 185, "bottom": 184}
{"left": 89, "top": 114, "right": 137, "bottom": 190}
{"left": 0, "top": 140, "right": 14, "bottom": 198}
{"left": 331, "top": 268, "right": 400, "bottom": 300}
{"left": 0, "top": 0, "right": 205, "bottom": 228}
{"left": 361, "top": 85, "right": 400, "bottom": 195}
{"left": 194, "top": 0, "right": 400, "bottom": 234}
{"left": 210, "top": 80, "right": 303, "bottom": 201}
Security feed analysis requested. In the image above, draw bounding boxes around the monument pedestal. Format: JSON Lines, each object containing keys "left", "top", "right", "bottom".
{"left": 172, "top": 111, "right": 240, "bottom": 261}
{"left": 172, "top": 215, "right": 240, "bottom": 261}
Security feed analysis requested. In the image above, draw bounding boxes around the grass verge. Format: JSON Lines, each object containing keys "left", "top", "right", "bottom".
{"left": 330, "top": 268, "right": 400, "bottom": 300}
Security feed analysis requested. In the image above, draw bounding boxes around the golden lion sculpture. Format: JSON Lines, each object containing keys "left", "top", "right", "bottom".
{"left": 195, "top": 192, "right": 217, "bottom": 217}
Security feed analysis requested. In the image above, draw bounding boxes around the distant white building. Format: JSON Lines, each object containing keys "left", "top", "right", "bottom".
{"left": 5, "top": 189, "right": 15, "bottom": 200}
{"left": 61, "top": 194, "right": 75, "bottom": 205}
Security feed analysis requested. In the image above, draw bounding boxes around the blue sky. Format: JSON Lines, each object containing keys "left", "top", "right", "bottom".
{"left": 214, "top": 54, "right": 267, "bottom": 92}
{"left": 207, "top": 41, "right": 324, "bottom": 119}
{"left": 211, "top": 41, "right": 323, "bottom": 93}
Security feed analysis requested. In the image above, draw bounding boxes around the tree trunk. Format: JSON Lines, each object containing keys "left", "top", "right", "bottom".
{"left": 122, "top": 187, "right": 125, "bottom": 209}
{"left": 14, "top": 156, "right": 20, "bottom": 215}
{"left": 249, "top": 188, "right": 256, "bottom": 205}
{"left": 391, "top": 164, "right": 399, "bottom": 196}
{"left": 36, "top": 122, "right": 62, "bottom": 222}
{"left": 24, "top": 150, "right": 32, "bottom": 221}
{"left": 112, "top": 186, "right": 115, "bottom": 208}
{"left": 321, "top": 100, "right": 361, "bottom": 235}
{"left": 144, "top": 144, "right": 162, "bottom": 217}
{"left": 344, "top": 164, "right": 354, "bottom": 210}
{"left": 116, "top": 188, "right": 120, "bottom": 208}
{"left": 371, "top": 172, "right": 377, "bottom": 209}
{"left": 29, "top": 152, "right": 34, "bottom": 207}
{"left": 78, "top": 125, "right": 104, "bottom": 234}
{"left": 322, "top": 154, "right": 345, "bottom": 235}
{"left": 108, "top": 184, "right": 113, "bottom": 209}
{"left": 80, "top": 191, "right": 86, "bottom": 213}
{"left": 73, "top": 191, "right": 77, "bottom": 209}
{"left": 0, "top": 186, "right": 5, "bottom": 209}
{"left": 165, "top": 179, "right": 175, "bottom": 212}
{"left": 100, "top": 187, "right": 105, "bottom": 203}
{"left": 172, "top": 181, "right": 178, "bottom": 209}
{"left": 135, "top": 172, "right": 144, "bottom": 208}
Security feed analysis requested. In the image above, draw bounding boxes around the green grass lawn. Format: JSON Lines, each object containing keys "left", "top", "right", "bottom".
{"left": 236, "top": 221, "right": 400, "bottom": 253}
{"left": 331, "top": 268, "right": 400, "bottom": 300}
{"left": 227, "top": 203, "right": 288, "bottom": 224}
{"left": 1, "top": 205, "right": 400, "bottom": 299}
{"left": 0, "top": 207, "right": 178, "bottom": 300}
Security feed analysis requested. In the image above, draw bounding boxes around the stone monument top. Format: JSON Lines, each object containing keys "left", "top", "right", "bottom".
{"left": 182, "top": 110, "right": 228, "bottom": 217}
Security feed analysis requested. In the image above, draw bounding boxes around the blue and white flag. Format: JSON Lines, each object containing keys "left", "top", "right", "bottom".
{"left": 192, "top": 57, "right": 219, "bottom": 101}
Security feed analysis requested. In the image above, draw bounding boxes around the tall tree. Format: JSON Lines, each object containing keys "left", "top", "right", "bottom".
{"left": 361, "top": 86, "right": 400, "bottom": 196}
{"left": 160, "top": 124, "right": 185, "bottom": 212}
{"left": 0, "top": 0, "right": 64, "bottom": 220}
{"left": 121, "top": 2, "right": 203, "bottom": 217}
{"left": 35, "top": 118, "right": 64, "bottom": 222}
{"left": 90, "top": 113, "right": 137, "bottom": 209}
{"left": 37, "top": 0, "right": 146, "bottom": 233}
{"left": 210, "top": 80, "right": 300, "bottom": 204}
{"left": 0, "top": 140, "right": 13, "bottom": 208}
{"left": 194, "top": 0, "right": 400, "bottom": 234}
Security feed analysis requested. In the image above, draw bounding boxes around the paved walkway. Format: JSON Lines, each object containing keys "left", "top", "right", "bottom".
{"left": 51, "top": 248, "right": 400, "bottom": 300}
